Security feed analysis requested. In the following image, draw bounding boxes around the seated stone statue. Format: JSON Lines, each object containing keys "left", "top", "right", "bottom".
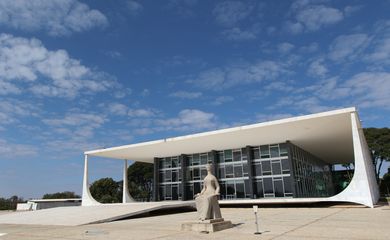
{"left": 195, "top": 164, "right": 222, "bottom": 221}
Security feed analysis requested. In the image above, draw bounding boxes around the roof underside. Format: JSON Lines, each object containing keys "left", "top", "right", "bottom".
{"left": 86, "top": 108, "right": 356, "bottom": 165}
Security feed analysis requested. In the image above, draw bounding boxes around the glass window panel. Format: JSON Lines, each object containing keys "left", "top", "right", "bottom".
{"left": 172, "top": 184, "right": 178, "bottom": 200}
{"left": 218, "top": 167, "right": 225, "bottom": 179}
{"left": 260, "top": 145, "right": 270, "bottom": 158}
{"left": 220, "top": 183, "right": 226, "bottom": 196}
{"left": 165, "top": 157, "right": 172, "bottom": 168}
{"left": 194, "top": 182, "right": 201, "bottom": 195}
{"left": 192, "top": 154, "right": 200, "bottom": 165}
{"left": 218, "top": 152, "right": 224, "bottom": 163}
{"left": 233, "top": 151, "right": 241, "bottom": 162}
{"left": 244, "top": 179, "right": 251, "bottom": 197}
{"left": 226, "top": 165, "right": 234, "bottom": 178}
{"left": 236, "top": 181, "right": 245, "bottom": 198}
{"left": 243, "top": 162, "right": 249, "bottom": 176}
{"left": 263, "top": 177, "right": 274, "bottom": 194}
{"left": 241, "top": 148, "right": 248, "bottom": 160}
{"left": 159, "top": 186, "right": 165, "bottom": 200}
{"left": 201, "top": 168, "right": 207, "bottom": 179}
{"left": 172, "top": 157, "right": 179, "bottom": 167}
{"left": 262, "top": 161, "right": 271, "bottom": 172}
{"left": 272, "top": 161, "right": 282, "bottom": 175}
{"left": 172, "top": 171, "right": 177, "bottom": 182}
{"left": 186, "top": 156, "right": 192, "bottom": 166}
{"left": 274, "top": 179, "right": 284, "bottom": 197}
{"left": 186, "top": 168, "right": 193, "bottom": 181}
{"left": 200, "top": 154, "right": 208, "bottom": 165}
{"left": 254, "top": 163, "right": 262, "bottom": 176}
{"left": 165, "top": 170, "right": 171, "bottom": 182}
{"left": 253, "top": 148, "right": 260, "bottom": 159}
{"left": 270, "top": 145, "right": 279, "bottom": 158}
{"left": 279, "top": 143, "right": 288, "bottom": 156}
{"left": 255, "top": 180, "right": 264, "bottom": 198}
{"left": 159, "top": 172, "right": 164, "bottom": 182}
{"left": 159, "top": 159, "right": 164, "bottom": 169}
{"left": 165, "top": 184, "right": 172, "bottom": 197}
{"left": 226, "top": 181, "right": 235, "bottom": 196}
{"left": 193, "top": 168, "right": 200, "bottom": 180}
{"left": 186, "top": 184, "right": 193, "bottom": 200}
{"left": 281, "top": 159, "right": 290, "bottom": 170}
{"left": 224, "top": 150, "right": 232, "bottom": 162}
{"left": 234, "top": 164, "right": 243, "bottom": 178}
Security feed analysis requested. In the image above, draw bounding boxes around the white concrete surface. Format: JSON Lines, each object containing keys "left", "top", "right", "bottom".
{"left": 0, "top": 201, "right": 195, "bottom": 226}
{"left": 81, "top": 155, "right": 100, "bottom": 206}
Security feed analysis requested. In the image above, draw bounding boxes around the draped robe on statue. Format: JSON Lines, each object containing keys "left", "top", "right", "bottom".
{"left": 195, "top": 174, "right": 222, "bottom": 221}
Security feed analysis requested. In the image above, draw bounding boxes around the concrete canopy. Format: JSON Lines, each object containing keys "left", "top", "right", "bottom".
{"left": 85, "top": 107, "right": 356, "bottom": 165}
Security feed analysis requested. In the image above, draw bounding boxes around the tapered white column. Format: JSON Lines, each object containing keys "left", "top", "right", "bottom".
{"left": 328, "top": 112, "right": 379, "bottom": 207}
{"left": 123, "top": 160, "right": 135, "bottom": 203}
{"left": 82, "top": 155, "right": 100, "bottom": 206}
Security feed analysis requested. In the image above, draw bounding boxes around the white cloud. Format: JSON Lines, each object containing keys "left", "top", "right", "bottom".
{"left": 221, "top": 27, "right": 257, "bottom": 41}
{"left": 0, "top": 0, "right": 108, "bottom": 36}
{"left": 328, "top": 34, "right": 370, "bottom": 61}
{"left": 287, "top": 1, "right": 344, "bottom": 33}
{"left": 108, "top": 103, "right": 129, "bottom": 116}
{"left": 211, "top": 96, "right": 234, "bottom": 106}
{"left": 0, "top": 34, "right": 115, "bottom": 98}
{"left": 0, "top": 138, "right": 37, "bottom": 157}
{"left": 344, "top": 72, "right": 390, "bottom": 109}
{"left": 277, "top": 42, "right": 295, "bottom": 54}
{"left": 307, "top": 58, "right": 328, "bottom": 77}
{"left": 0, "top": 100, "right": 40, "bottom": 126}
{"left": 127, "top": 1, "right": 143, "bottom": 16}
{"left": 155, "top": 109, "right": 218, "bottom": 132}
{"left": 213, "top": 1, "right": 254, "bottom": 27}
{"left": 190, "top": 61, "right": 289, "bottom": 89}
{"left": 170, "top": 91, "right": 202, "bottom": 99}
{"left": 128, "top": 109, "right": 156, "bottom": 118}
{"left": 0, "top": 80, "right": 21, "bottom": 95}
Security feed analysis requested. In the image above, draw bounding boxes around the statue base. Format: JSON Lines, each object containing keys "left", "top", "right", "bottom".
{"left": 181, "top": 218, "right": 233, "bottom": 233}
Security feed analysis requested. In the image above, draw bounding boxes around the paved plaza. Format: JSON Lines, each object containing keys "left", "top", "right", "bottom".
{"left": 0, "top": 204, "right": 390, "bottom": 240}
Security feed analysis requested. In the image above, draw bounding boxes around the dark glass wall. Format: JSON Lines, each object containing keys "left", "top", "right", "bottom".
{"left": 289, "top": 143, "right": 334, "bottom": 197}
{"left": 155, "top": 142, "right": 335, "bottom": 201}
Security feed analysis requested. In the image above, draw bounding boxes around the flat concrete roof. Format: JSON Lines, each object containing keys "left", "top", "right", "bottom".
{"left": 86, "top": 107, "right": 357, "bottom": 164}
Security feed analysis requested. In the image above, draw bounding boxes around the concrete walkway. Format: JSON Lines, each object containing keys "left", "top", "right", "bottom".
{"left": 0, "top": 201, "right": 194, "bottom": 226}
{"left": 0, "top": 205, "right": 389, "bottom": 239}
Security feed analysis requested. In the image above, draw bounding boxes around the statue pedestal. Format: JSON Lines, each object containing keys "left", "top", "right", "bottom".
{"left": 181, "top": 218, "right": 233, "bottom": 233}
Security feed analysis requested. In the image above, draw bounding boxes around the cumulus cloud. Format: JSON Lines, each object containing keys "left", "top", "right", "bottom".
{"left": 0, "top": 138, "right": 37, "bottom": 157}
{"left": 221, "top": 27, "right": 257, "bottom": 41}
{"left": 0, "top": 100, "right": 40, "bottom": 127}
{"left": 155, "top": 109, "right": 218, "bottom": 132}
{"left": 127, "top": 0, "right": 143, "bottom": 16}
{"left": 0, "top": 34, "right": 115, "bottom": 98}
{"left": 286, "top": 0, "right": 344, "bottom": 33}
{"left": 170, "top": 91, "right": 202, "bottom": 99}
{"left": 277, "top": 42, "right": 295, "bottom": 54}
{"left": 128, "top": 109, "right": 157, "bottom": 118}
{"left": 0, "top": 0, "right": 108, "bottom": 36}
{"left": 328, "top": 34, "right": 370, "bottom": 61}
{"left": 213, "top": 1, "right": 254, "bottom": 27}
{"left": 307, "top": 58, "right": 328, "bottom": 77}
{"left": 189, "top": 61, "right": 289, "bottom": 89}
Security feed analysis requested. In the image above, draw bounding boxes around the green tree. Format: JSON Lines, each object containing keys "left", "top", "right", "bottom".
{"left": 90, "top": 178, "right": 121, "bottom": 203}
{"left": 127, "top": 162, "right": 153, "bottom": 201}
{"left": 42, "top": 191, "right": 80, "bottom": 199}
{"left": 380, "top": 169, "right": 390, "bottom": 196}
{"left": 364, "top": 128, "right": 390, "bottom": 182}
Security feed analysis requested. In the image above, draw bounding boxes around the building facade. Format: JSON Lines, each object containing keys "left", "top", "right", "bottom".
{"left": 154, "top": 142, "right": 334, "bottom": 201}
{"left": 82, "top": 107, "right": 380, "bottom": 208}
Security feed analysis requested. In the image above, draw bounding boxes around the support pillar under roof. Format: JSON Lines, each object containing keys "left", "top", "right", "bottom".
{"left": 81, "top": 155, "right": 100, "bottom": 206}
{"left": 123, "top": 160, "right": 135, "bottom": 203}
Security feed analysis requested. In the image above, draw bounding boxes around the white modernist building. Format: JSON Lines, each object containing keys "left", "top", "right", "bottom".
{"left": 82, "top": 107, "right": 379, "bottom": 208}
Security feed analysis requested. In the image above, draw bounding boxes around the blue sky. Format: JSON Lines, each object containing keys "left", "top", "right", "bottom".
{"left": 0, "top": 0, "right": 389, "bottom": 199}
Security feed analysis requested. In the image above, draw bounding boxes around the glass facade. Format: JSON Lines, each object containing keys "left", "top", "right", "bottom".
{"left": 290, "top": 144, "right": 334, "bottom": 197}
{"left": 158, "top": 156, "right": 182, "bottom": 200}
{"left": 155, "top": 141, "right": 335, "bottom": 201}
